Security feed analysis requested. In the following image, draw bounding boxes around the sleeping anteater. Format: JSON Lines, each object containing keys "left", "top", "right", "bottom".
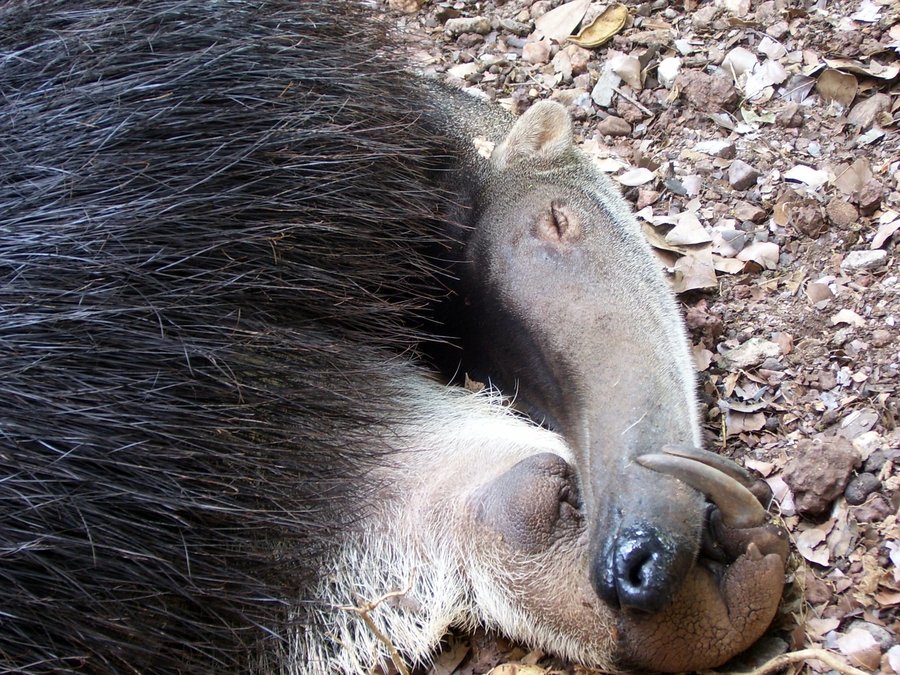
{"left": 0, "top": 0, "right": 788, "bottom": 672}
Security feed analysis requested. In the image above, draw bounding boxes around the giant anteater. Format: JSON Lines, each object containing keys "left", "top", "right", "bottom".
{"left": 0, "top": 0, "right": 787, "bottom": 672}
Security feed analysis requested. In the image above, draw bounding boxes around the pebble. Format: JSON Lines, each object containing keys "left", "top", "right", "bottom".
{"left": 844, "top": 472, "right": 880, "bottom": 505}
{"left": 388, "top": 0, "right": 425, "bottom": 11}
{"left": 854, "top": 494, "right": 892, "bottom": 523}
{"left": 728, "top": 159, "right": 761, "bottom": 190}
{"left": 596, "top": 115, "right": 632, "bottom": 137}
{"left": 562, "top": 45, "right": 591, "bottom": 76}
{"left": 847, "top": 93, "right": 890, "bottom": 129}
{"left": 444, "top": 16, "right": 491, "bottom": 37}
{"left": 522, "top": 39, "right": 551, "bottom": 65}
{"left": 841, "top": 249, "right": 887, "bottom": 272}
{"left": 499, "top": 18, "right": 531, "bottom": 37}
{"left": 782, "top": 436, "right": 861, "bottom": 517}
{"left": 734, "top": 200, "right": 766, "bottom": 222}
{"left": 871, "top": 329, "right": 893, "bottom": 348}
{"left": 858, "top": 178, "right": 883, "bottom": 214}
{"left": 718, "top": 337, "right": 781, "bottom": 370}
{"left": 825, "top": 199, "right": 858, "bottom": 227}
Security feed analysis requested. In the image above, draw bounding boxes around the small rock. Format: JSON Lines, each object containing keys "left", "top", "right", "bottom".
{"left": 692, "top": 4, "right": 719, "bottom": 28}
{"left": 445, "top": 16, "right": 491, "bottom": 37}
{"left": 864, "top": 445, "right": 899, "bottom": 474}
{"left": 388, "top": 0, "right": 425, "bottom": 11}
{"left": 676, "top": 71, "right": 738, "bottom": 112}
{"left": 718, "top": 337, "right": 781, "bottom": 370}
{"left": 658, "top": 57, "right": 681, "bottom": 88}
{"left": 766, "top": 20, "right": 790, "bottom": 40}
{"left": 825, "top": 199, "right": 858, "bottom": 227}
{"left": 845, "top": 472, "right": 880, "bottom": 505}
{"left": 852, "top": 430, "right": 881, "bottom": 461}
{"left": 562, "top": 44, "right": 591, "bottom": 76}
{"left": 847, "top": 621, "right": 894, "bottom": 653}
{"left": 857, "top": 178, "right": 883, "bottom": 214}
{"left": 636, "top": 189, "right": 660, "bottom": 209}
{"left": 776, "top": 102, "right": 804, "bottom": 128}
{"left": 499, "top": 18, "right": 532, "bottom": 37}
{"left": 596, "top": 115, "right": 632, "bottom": 137}
{"left": 841, "top": 249, "right": 887, "bottom": 272}
{"left": 871, "top": 329, "right": 893, "bottom": 348}
{"left": 734, "top": 200, "right": 766, "bottom": 222}
{"left": 801, "top": 570, "right": 833, "bottom": 605}
{"left": 793, "top": 202, "right": 826, "bottom": 238}
{"left": 529, "top": 0, "right": 552, "bottom": 20}
{"left": 854, "top": 494, "right": 892, "bottom": 523}
{"left": 728, "top": 159, "right": 761, "bottom": 191}
{"left": 817, "top": 370, "right": 837, "bottom": 390}
{"left": 685, "top": 301, "right": 724, "bottom": 343}
{"left": 783, "top": 437, "right": 861, "bottom": 517}
{"left": 552, "top": 50, "right": 573, "bottom": 79}
{"left": 522, "top": 39, "right": 552, "bottom": 65}
{"left": 456, "top": 32, "right": 485, "bottom": 48}
{"left": 447, "top": 62, "right": 480, "bottom": 80}
{"left": 616, "top": 98, "right": 644, "bottom": 124}
{"left": 695, "top": 139, "right": 736, "bottom": 158}
{"left": 847, "top": 93, "right": 891, "bottom": 129}
{"left": 759, "top": 356, "right": 783, "bottom": 371}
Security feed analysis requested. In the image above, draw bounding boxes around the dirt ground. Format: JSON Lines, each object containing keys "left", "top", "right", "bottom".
{"left": 383, "top": 0, "right": 898, "bottom": 672}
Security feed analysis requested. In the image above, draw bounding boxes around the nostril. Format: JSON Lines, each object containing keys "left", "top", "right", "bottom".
{"left": 592, "top": 525, "right": 693, "bottom": 614}
{"left": 625, "top": 550, "right": 652, "bottom": 589}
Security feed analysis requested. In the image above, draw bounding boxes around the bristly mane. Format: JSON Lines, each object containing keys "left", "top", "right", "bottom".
{"left": 0, "top": 1, "right": 465, "bottom": 670}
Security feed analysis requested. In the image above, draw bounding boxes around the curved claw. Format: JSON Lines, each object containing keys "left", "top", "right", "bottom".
{"left": 636, "top": 452, "right": 766, "bottom": 529}
{"left": 659, "top": 444, "right": 757, "bottom": 487}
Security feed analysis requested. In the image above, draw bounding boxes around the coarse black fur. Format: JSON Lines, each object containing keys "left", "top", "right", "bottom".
{"left": 0, "top": 1, "right": 473, "bottom": 671}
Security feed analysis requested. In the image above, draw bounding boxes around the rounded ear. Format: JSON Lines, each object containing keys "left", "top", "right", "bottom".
{"left": 492, "top": 100, "right": 573, "bottom": 170}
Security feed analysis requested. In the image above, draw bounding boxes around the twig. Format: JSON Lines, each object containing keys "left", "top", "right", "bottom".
{"left": 612, "top": 86, "right": 653, "bottom": 116}
{"left": 340, "top": 585, "right": 414, "bottom": 675}
{"left": 720, "top": 647, "right": 871, "bottom": 675}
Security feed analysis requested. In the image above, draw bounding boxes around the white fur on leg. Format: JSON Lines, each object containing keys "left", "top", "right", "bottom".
{"left": 291, "top": 381, "right": 589, "bottom": 674}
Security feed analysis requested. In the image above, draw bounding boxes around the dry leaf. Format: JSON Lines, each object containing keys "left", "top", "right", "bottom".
{"left": 744, "top": 458, "right": 774, "bottom": 477}
{"left": 781, "top": 73, "right": 816, "bottom": 103}
{"left": 824, "top": 57, "right": 900, "bottom": 80}
{"left": 672, "top": 248, "right": 718, "bottom": 292}
{"left": 737, "top": 241, "right": 779, "bottom": 269}
{"left": 797, "top": 527, "right": 830, "bottom": 566}
{"left": 722, "top": 46, "right": 757, "bottom": 80}
{"left": 534, "top": 0, "right": 591, "bottom": 42}
{"left": 569, "top": 4, "right": 628, "bottom": 48}
{"left": 666, "top": 211, "right": 711, "bottom": 245}
{"left": 816, "top": 68, "right": 858, "bottom": 108}
{"left": 712, "top": 255, "right": 746, "bottom": 274}
{"left": 725, "top": 410, "right": 765, "bottom": 436}
{"left": 431, "top": 638, "right": 470, "bottom": 675}
{"left": 611, "top": 54, "right": 643, "bottom": 90}
{"left": 872, "top": 214, "right": 899, "bottom": 249}
{"left": 806, "top": 617, "right": 840, "bottom": 639}
{"left": 806, "top": 281, "right": 833, "bottom": 304}
{"left": 692, "top": 345, "right": 713, "bottom": 372}
{"left": 834, "top": 158, "right": 873, "bottom": 195}
{"left": 616, "top": 167, "right": 655, "bottom": 186}
{"left": 850, "top": 0, "right": 881, "bottom": 22}
{"left": 745, "top": 60, "right": 788, "bottom": 100}
{"left": 836, "top": 628, "right": 881, "bottom": 670}
{"left": 831, "top": 308, "right": 865, "bottom": 327}
{"left": 784, "top": 164, "right": 829, "bottom": 188}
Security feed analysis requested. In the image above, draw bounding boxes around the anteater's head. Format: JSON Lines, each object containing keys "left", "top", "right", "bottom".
{"left": 456, "top": 101, "right": 788, "bottom": 671}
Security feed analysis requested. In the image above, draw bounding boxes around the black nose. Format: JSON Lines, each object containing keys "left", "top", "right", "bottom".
{"left": 592, "top": 525, "right": 691, "bottom": 613}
